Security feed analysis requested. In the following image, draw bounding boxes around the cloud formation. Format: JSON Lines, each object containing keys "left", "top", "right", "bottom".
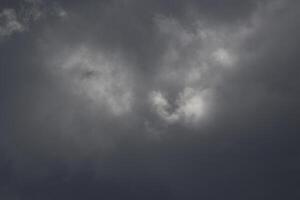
{"left": 51, "top": 46, "right": 134, "bottom": 116}
{"left": 0, "top": 0, "right": 67, "bottom": 40}
{"left": 150, "top": 88, "right": 211, "bottom": 125}
{"left": 1, "top": 0, "right": 300, "bottom": 199}
{"left": 0, "top": 9, "right": 24, "bottom": 37}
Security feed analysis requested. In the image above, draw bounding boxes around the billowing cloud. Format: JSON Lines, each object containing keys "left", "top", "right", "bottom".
{"left": 150, "top": 88, "right": 212, "bottom": 125}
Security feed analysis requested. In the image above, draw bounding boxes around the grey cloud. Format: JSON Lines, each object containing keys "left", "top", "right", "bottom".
{"left": 0, "top": 9, "right": 24, "bottom": 37}
{"left": 1, "top": 0, "right": 300, "bottom": 199}
{"left": 0, "top": 0, "right": 67, "bottom": 40}
{"left": 51, "top": 0, "right": 264, "bottom": 73}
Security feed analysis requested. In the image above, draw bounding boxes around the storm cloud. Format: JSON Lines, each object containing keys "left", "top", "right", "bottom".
{"left": 1, "top": 0, "right": 300, "bottom": 199}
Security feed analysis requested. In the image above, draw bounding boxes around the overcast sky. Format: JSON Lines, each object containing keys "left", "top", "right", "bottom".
{"left": 1, "top": 0, "right": 300, "bottom": 199}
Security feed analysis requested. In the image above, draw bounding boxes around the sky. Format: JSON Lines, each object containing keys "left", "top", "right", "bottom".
{"left": 0, "top": 0, "right": 300, "bottom": 199}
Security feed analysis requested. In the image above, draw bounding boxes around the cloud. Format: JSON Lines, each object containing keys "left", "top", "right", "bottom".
{"left": 1, "top": 0, "right": 300, "bottom": 199}
{"left": 145, "top": 14, "right": 255, "bottom": 128}
{"left": 154, "top": 15, "right": 248, "bottom": 85}
{"left": 0, "top": 9, "right": 24, "bottom": 37}
{"left": 212, "top": 48, "right": 235, "bottom": 67}
{"left": 20, "top": 0, "right": 68, "bottom": 21}
{"left": 0, "top": 0, "right": 67, "bottom": 40}
{"left": 50, "top": 46, "right": 134, "bottom": 116}
{"left": 2, "top": 0, "right": 295, "bottom": 158}
{"left": 150, "top": 90, "right": 178, "bottom": 123}
{"left": 150, "top": 88, "right": 212, "bottom": 125}
{"left": 176, "top": 88, "right": 208, "bottom": 124}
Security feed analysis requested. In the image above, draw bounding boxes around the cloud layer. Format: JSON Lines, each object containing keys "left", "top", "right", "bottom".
{"left": 1, "top": 0, "right": 300, "bottom": 199}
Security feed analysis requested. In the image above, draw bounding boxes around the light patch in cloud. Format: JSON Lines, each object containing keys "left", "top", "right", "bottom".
{"left": 185, "top": 66, "right": 202, "bottom": 84}
{"left": 154, "top": 16, "right": 245, "bottom": 91}
{"left": 53, "top": 6, "right": 68, "bottom": 18}
{"left": 155, "top": 16, "right": 195, "bottom": 47}
{"left": 48, "top": 2, "right": 68, "bottom": 19}
{"left": 212, "top": 48, "right": 235, "bottom": 67}
{"left": 176, "top": 87, "right": 206, "bottom": 124}
{"left": 150, "top": 91, "right": 179, "bottom": 123}
{"left": 150, "top": 88, "right": 210, "bottom": 125}
{"left": 52, "top": 47, "right": 134, "bottom": 116}
{"left": 0, "top": 9, "right": 24, "bottom": 37}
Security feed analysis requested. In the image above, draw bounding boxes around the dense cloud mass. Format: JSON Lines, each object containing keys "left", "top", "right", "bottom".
{"left": 1, "top": 0, "right": 300, "bottom": 199}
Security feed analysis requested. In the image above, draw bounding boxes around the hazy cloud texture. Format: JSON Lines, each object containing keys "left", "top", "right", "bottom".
{"left": 1, "top": 0, "right": 300, "bottom": 199}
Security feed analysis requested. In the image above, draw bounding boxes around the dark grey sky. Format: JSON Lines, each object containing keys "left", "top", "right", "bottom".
{"left": 1, "top": 0, "right": 300, "bottom": 199}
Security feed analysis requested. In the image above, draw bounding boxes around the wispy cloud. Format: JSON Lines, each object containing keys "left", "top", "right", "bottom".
{"left": 0, "top": 0, "right": 67, "bottom": 39}
{"left": 0, "top": 9, "right": 24, "bottom": 37}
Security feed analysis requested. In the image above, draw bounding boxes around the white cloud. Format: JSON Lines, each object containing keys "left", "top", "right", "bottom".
{"left": 150, "top": 91, "right": 178, "bottom": 123}
{"left": 176, "top": 88, "right": 206, "bottom": 124}
{"left": 150, "top": 88, "right": 210, "bottom": 125}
